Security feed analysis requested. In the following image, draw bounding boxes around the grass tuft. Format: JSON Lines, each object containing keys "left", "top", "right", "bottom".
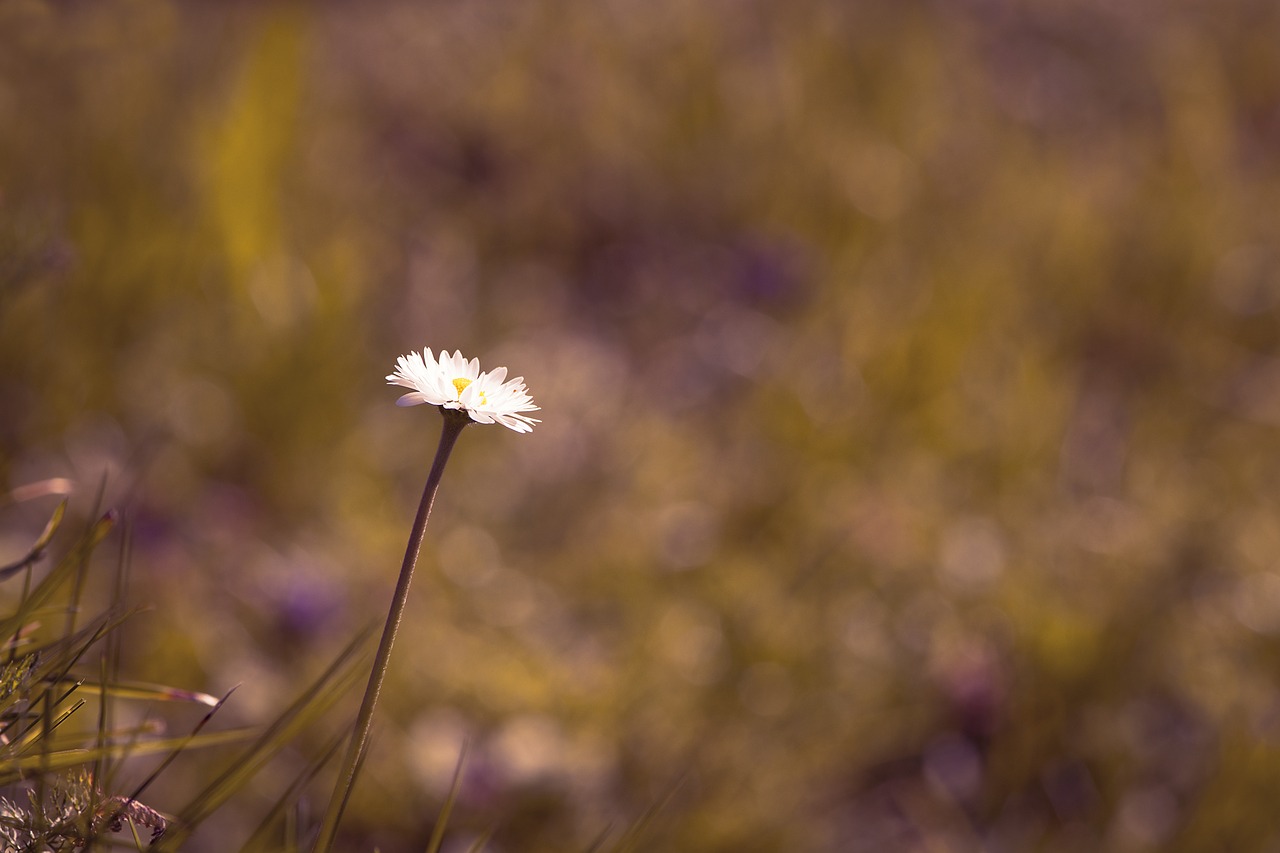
{"left": 0, "top": 488, "right": 374, "bottom": 850}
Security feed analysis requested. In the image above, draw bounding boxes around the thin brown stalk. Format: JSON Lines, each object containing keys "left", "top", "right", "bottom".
{"left": 312, "top": 409, "right": 468, "bottom": 852}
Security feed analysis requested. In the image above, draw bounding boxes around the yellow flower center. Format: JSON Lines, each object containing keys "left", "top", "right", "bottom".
{"left": 452, "top": 377, "right": 472, "bottom": 395}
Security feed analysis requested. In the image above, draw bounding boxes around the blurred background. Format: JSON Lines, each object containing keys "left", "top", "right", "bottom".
{"left": 3, "top": 0, "right": 1280, "bottom": 849}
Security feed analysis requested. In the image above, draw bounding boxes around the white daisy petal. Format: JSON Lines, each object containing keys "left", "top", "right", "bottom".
{"left": 388, "top": 348, "right": 539, "bottom": 432}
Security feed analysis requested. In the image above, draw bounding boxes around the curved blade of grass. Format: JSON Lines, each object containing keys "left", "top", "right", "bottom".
{"left": 1, "top": 478, "right": 77, "bottom": 506}
{"left": 0, "top": 511, "right": 116, "bottom": 643}
{"left": 0, "top": 500, "right": 66, "bottom": 579}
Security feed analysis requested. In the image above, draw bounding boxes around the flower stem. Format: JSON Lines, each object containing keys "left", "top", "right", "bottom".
{"left": 313, "top": 410, "right": 469, "bottom": 852}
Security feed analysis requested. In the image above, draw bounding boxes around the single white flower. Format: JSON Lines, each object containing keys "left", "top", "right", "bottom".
{"left": 387, "top": 348, "right": 541, "bottom": 433}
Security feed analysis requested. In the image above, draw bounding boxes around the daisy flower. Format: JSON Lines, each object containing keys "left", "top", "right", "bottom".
{"left": 387, "top": 348, "right": 541, "bottom": 433}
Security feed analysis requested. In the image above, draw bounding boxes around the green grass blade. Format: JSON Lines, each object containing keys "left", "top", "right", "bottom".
{"left": 240, "top": 731, "right": 346, "bottom": 853}
{"left": 49, "top": 679, "right": 220, "bottom": 707}
{"left": 159, "top": 630, "right": 372, "bottom": 849}
{"left": 0, "top": 727, "right": 258, "bottom": 785}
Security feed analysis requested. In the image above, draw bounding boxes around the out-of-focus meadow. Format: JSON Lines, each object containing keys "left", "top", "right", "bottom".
{"left": 4, "top": 0, "right": 1280, "bottom": 849}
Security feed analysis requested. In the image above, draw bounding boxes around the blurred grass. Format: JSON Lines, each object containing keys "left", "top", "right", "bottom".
{"left": 3, "top": 0, "right": 1280, "bottom": 849}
